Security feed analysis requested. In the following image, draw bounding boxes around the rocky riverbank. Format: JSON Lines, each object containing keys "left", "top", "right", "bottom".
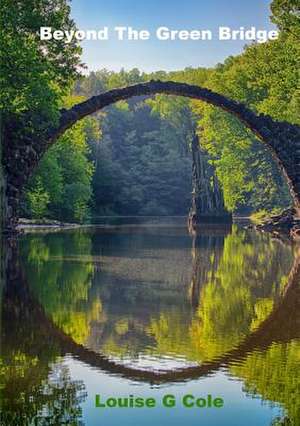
{"left": 253, "top": 208, "right": 300, "bottom": 241}
{"left": 17, "top": 218, "right": 81, "bottom": 231}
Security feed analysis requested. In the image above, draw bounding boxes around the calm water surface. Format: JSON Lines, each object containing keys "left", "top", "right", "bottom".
{"left": 1, "top": 218, "right": 299, "bottom": 425}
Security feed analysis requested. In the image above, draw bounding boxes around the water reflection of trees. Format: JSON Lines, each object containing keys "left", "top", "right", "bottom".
{"left": 19, "top": 228, "right": 294, "bottom": 364}
{"left": 59, "top": 226, "right": 292, "bottom": 363}
{"left": 231, "top": 340, "right": 300, "bottom": 426}
{"left": 21, "top": 231, "right": 97, "bottom": 345}
{"left": 1, "top": 227, "right": 299, "bottom": 425}
{"left": 1, "top": 236, "right": 87, "bottom": 425}
{"left": 189, "top": 227, "right": 293, "bottom": 360}
{"left": 0, "top": 358, "right": 86, "bottom": 426}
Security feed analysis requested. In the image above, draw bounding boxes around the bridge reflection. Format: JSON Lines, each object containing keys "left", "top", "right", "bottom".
{"left": 1, "top": 228, "right": 299, "bottom": 382}
{"left": 0, "top": 227, "right": 300, "bottom": 424}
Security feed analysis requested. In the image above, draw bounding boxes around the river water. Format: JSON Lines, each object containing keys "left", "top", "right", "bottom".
{"left": 1, "top": 218, "right": 299, "bottom": 425}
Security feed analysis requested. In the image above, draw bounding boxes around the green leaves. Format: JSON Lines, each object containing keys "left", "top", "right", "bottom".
{"left": 27, "top": 177, "right": 50, "bottom": 218}
{"left": 190, "top": 35, "right": 298, "bottom": 212}
{"left": 0, "top": 0, "right": 82, "bottom": 115}
{"left": 24, "top": 96, "right": 95, "bottom": 222}
{"left": 271, "top": 0, "right": 300, "bottom": 40}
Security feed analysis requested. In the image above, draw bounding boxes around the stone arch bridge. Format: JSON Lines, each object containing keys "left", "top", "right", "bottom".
{"left": 2, "top": 81, "right": 300, "bottom": 232}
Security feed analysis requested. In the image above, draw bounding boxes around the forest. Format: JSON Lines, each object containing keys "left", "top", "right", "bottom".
{"left": 1, "top": 0, "right": 299, "bottom": 223}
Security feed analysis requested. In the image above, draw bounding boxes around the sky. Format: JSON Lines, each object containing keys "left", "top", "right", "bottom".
{"left": 70, "top": 0, "right": 276, "bottom": 73}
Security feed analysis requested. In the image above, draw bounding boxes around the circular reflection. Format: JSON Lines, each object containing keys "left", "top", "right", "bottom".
{"left": 20, "top": 225, "right": 294, "bottom": 371}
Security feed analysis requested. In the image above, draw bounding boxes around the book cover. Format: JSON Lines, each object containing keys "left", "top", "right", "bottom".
{"left": 0, "top": 1, "right": 299, "bottom": 425}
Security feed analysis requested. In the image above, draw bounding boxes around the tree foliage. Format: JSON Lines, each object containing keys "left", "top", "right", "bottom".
{"left": 271, "top": 0, "right": 300, "bottom": 39}
{"left": 0, "top": 0, "right": 82, "bottom": 117}
{"left": 23, "top": 97, "right": 95, "bottom": 222}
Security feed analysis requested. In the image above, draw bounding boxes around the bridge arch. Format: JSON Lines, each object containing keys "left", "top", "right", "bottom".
{"left": 3, "top": 80, "right": 300, "bottom": 231}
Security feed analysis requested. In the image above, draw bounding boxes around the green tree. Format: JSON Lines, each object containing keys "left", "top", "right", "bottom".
{"left": 23, "top": 96, "right": 95, "bottom": 222}
{"left": 27, "top": 177, "right": 50, "bottom": 219}
{"left": 191, "top": 35, "right": 298, "bottom": 212}
{"left": 0, "top": 0, "right": 82, "bottom": 116}
{"left": 271, "top": 0, "right": 300, "bottom": 39}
